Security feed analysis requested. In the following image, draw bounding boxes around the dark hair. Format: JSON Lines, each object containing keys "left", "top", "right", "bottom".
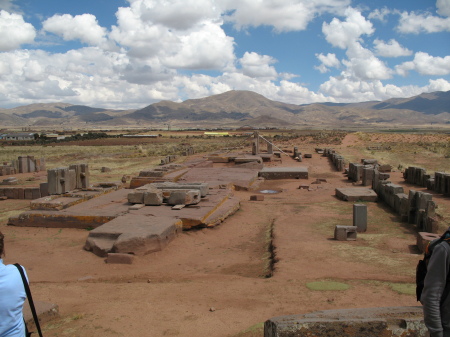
{"left": 0, "top": 231, "right": 4, "bottom": 256}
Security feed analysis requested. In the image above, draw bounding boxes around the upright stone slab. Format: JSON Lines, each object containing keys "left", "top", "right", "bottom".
{"left": 353, "top": 204, "right": 367, "bottom": 232}
{"left": 18, "top": 156, "right": 28, "bottom": 174}
{"left": 27, "top": 156, "right": 36, "bottom": 173}
{"left": 47, "top": 168, "right": 62, "bottom": 195}
{"left": 362, "top": 167, "right": 374, "bottom": 186}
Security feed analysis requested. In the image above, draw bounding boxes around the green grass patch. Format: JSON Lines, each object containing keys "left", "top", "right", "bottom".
{"left": 389, "top": 283, "right": 416, "bottom": 296}
{"left": 306, "top": 281, "right": 350, "bottom": 291}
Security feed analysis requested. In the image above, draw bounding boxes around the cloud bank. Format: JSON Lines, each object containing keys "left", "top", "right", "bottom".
{"left": 0, "top": 0, "right": 449, "bottom": 109}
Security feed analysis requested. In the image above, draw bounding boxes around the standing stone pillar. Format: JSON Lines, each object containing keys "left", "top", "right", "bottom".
{"left": 18, "top": 156, "right": 28, "bottom": 173}
{"left": 267, "top": 142, "right": 273, "bottom": 154}
{"left": 252, "top": 131, "right": 260, "bottom": 155}
{"left": 27, "top": 156, "right": 36, "bottom": 173}
{"left": 353, "top": 204, "right": 367, "bottom": 232}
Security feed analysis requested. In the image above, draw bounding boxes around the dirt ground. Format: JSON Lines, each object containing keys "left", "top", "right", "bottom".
{"left": 1, "top": 133, "right": 448, "bottom": 337}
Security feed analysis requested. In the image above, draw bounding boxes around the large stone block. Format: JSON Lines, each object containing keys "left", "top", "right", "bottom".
{"left": 265, "top": 306, "right": 427, "bottom": 337}
{"left": 353, "top": 204, "right": 367, "bottom": 232}
{"left": 143, "top": 190, "right": 163, "bottom": 206}
{"left": 334, "top": 225, "right": 357, "bottom": 241}
{"left": 167, "top": 190, "right": 201, "bottom": 205}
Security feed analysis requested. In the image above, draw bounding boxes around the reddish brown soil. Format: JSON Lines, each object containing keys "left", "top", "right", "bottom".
{"left": 2, "top": 135, "right": 444, "bottom": 337}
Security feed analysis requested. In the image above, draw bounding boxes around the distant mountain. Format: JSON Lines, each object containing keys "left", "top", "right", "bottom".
{"left": 1, "top": 90, "right": 449, "bottom": 129}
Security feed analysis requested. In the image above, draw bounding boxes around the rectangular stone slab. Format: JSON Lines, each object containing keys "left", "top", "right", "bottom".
{"left": 335, "top": 188, "right": 378, "bottom": 202}
{"left": 85, "top": 215, "right": 182, "bottom": 257}
{"left": 259, "top": 167, "right": 308, "bottom": 180}
{"left": 264, "top": 306, "right": 426, "bottom": 337}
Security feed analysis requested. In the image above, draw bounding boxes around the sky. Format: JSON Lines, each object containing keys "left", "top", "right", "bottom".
{"left": 0, "top": 0, "right": 449, "bottom": 109}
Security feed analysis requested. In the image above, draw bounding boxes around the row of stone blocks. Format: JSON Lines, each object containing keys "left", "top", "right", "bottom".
{"left": 47, "top": 164, "right": 89, "bottom": 195}
{"left": 0, "top": 184, "right": 49, "bottom": 200}
{"left": 160, "top": 155, "right": 178, "bottom": 165}
{"left": 0, "top": 156, "right": 46, "bottom": 176}
{"left": 374, "top": 173, "right": 437, "bottom": 234}
{"left": 348, "top": 160, "right": 391, "bottom": 185}
{"left": 405, "top": 166, "right": 450, "bottom": 197}
{"left": 322, "top": 148, "right": 346, "bottom": 172}
{"left": 128, "top": 182, "right": 209, "bottom": 206}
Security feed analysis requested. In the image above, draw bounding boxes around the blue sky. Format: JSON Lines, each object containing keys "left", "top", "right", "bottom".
{"left": 0, "top": 0, "right": 449, "bottom": 109}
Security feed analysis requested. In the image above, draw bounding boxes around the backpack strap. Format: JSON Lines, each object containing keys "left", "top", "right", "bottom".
{"left": 13, "top": 264, "right": 44, "bottom": 337}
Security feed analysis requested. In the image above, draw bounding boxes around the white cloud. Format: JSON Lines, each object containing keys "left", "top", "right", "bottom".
{"left": 343, "top": 43, "right": 392, "bottom": 80}
{"left": 368, "top": 7, "right": 392, "bottom": 22}
{"left": 161, "top": 22, "right": 235, "bottom": 70}
{"left": 0, "top": 10, "right": 36, "bottom": 51}
{"left": 396, "top": 52, "right": 450, "bottom": 76}
{"left": 224, "top": 0, "right": 350, "bottom": 32}
{"left": 397, "top": 10, "right": 450, "bottom": 34}
{"left": 239, "top": 52, "right": 278, "bottom": 79}
{"left": 138, "top": 0, "right": 219, "bottom": 30}
{"left": 110, "top": 2, "right": 235, "bottom": 71}
{"left": 322, "top": 7, "right": 374, "bottom": 49}
{"left": 315, "top": 53, "right": 340, "bottom": 73}
{"left": 318, "top": 76, "right": 450, "bottom": 103}
{"left": 373, "top": 39, "right": 412, "bottom": 57}
{"left": 43, "top": 14, "right": 109, "bottom": 47}
{"left": 0, "top": 0, "right": 20, "bottom": 13}
{"left": 427, "top": 78, "right": 450, "bottom": 92}
{"left": 437, "top": 0, "right": 450, "bottom": 17}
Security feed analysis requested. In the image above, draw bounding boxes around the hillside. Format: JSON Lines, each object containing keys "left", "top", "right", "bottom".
{"left": 1, "top": 90, "right": 449, "bottom": 129}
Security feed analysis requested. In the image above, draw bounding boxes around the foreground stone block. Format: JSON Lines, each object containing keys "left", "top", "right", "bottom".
{"left": 84, "top": 215, "right": 182, "bottom": 257}
{"left": 334, "top": 225, "right": 357, "bottom": 241}
{"left": 264, "top": 306, "right": 427, "bottom": 337}
{"left": 353, "top": 203, "right": 367, "bottom": 232}
{"left": 417, "top": 232, "right": 441, "bottom": 253}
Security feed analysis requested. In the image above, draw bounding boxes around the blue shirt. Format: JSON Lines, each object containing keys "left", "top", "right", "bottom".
{"left": 0, "top": 259, "right": 28, "bottom": 337}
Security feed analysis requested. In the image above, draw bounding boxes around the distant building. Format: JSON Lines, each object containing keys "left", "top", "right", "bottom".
{"left": 0, "top": 132, "right": 35, "bottom": 140}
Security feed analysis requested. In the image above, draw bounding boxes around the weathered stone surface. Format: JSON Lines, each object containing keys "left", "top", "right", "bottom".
{"left": 167, "top": 189, "right": 200, "bottom": 205}
{"left": 334, "top": 225, "right": 357, "bottom": 241}
{"left": 353, "top": 204, "right": 367, "bottom": 232}
{"left": 85, "top": 215, "right": 182, "bottom": 256}
{"left": 335, "top": 188, "right": 377, "bottom": 202}
{"left": 265, "top": 306, "right": 427, "bottom": 337}
{"left": 259, "top": 167, "right": 308, "bottom": 180}
{"left": 106, "top": 253, "right": 134, "bottom": 264}
{"left": 143, "top": 190, "right": 163, "bottom": 206}
{"left": 417, "top": 232, "right": 441, "bottom": 253}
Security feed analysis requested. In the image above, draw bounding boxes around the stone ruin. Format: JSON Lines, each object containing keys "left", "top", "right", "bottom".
{"left": 47, "top": 164, "right": 89, "bottom": 195}
{"left": 404, "top": 166, "right": 450, "bottom": 196}
{"left": 0, "top": 155, "right": 46, "bottom": 176}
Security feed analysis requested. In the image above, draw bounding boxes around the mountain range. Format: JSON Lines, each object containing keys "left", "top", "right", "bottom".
{"left": 1, "top": 90, "right": 450, "bottom": 130}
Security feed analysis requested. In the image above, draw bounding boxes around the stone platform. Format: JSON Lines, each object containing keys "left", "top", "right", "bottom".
{"left": 265, "top": 306, "right": 426, "bottom": 337}
{"left": 177, "top": 167, "right": 261, "bottom": 190}
{"left": 9, "top": 186, "right": 240, "bottom": 257}
{"left": 335, "top": 187, "right": 378, "bottom": 202}
{"left": 258, "top": 167, "right": 308, "bottom": 180}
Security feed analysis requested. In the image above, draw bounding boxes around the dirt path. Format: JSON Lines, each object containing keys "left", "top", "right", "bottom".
{"left": 1, "top": 139, "right": 425, "bottom": 337}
